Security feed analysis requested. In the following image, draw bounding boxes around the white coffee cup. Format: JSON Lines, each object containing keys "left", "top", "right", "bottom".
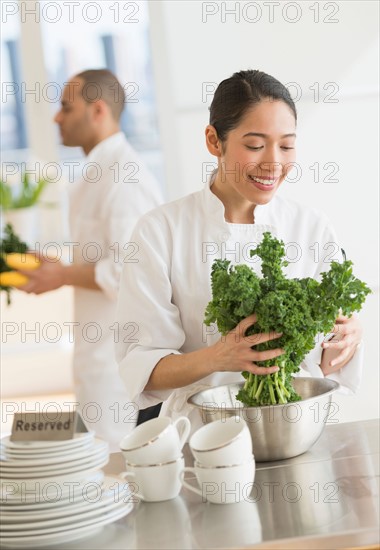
{"left": 120, "top": 416, "right": 190, "bottom": 464}
{"left": 180, "top": 456, "right": 255, "bottom": 504}
{"left": 189, "top": 416, "right": 252, "bottom": 466}
{"left": 121, "top": 456, "right": 185, "bottom": 502}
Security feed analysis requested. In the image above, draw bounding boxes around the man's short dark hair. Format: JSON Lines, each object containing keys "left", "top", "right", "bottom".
{"left": 75, "top": 69, "right": 126, "bottom": 121}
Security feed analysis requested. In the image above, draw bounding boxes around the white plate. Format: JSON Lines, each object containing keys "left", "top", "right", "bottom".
{"left": 1, "top": 494, "right": 131, "bottom": 531}
{"left": 0, "top": 470, "right": 104, "bottom": 504}
{"left": 0, "top": 499, "right": 133, "bottom": 542}
{"left": 0, "top": 440, "right": 108, "bottom": 470}
{"left": 0, "top": 444, "right": 109, "bottom": 472}
{"left": 0, "top": 432, "right": 95, "bottom": 451}
{"left": 0, "top": 438, "right": 97, "bottom": 460}
{"left": 0, "top": 454, "right": 107, "bottom": 476}
{"left": 0, "top": 454, "right": 108, "bottom": 477}
{"left": 0, "top": 453, "right": 109, "bottom": 480}
{"left": 0, "top": 476, "right": 131, "bottom": 522}
{"left": 0, "top": 487, "right": 99, "bottom": 511}
{"left": 0, "top": 524, "right": 104, "bottom": 549}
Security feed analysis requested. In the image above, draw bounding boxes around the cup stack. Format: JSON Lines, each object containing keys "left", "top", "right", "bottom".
{"left": 119, "top": 416, "right": 191, "bottom": 502}
{"left": 182, "top": 416, "right": 255, "bottom": 504}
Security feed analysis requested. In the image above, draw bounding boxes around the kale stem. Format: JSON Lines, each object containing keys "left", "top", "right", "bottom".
{"left": 252, "top": 374, "right": 258, "bottom": 396}
{"left": 254, "top": 378, "right": 265, "bottom": 401}
{"left": 278, "top": 378, "right": 291, "bottom": 399}
{"left": 249, "top": 372, "right": 258, "bottom": 399}
{"left": 272, "top": 371, "right": 286, "bottom": 403}
{"left": 275, "top": 381, "right": 287, "bottom": 404}
{"left": 267, "top": 377, "right": 276, "bottom": 405}
{"left": 248, "top": 373, "right": 257, "bottom": 399}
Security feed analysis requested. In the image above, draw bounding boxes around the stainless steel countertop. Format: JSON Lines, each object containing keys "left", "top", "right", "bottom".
{"left": 54, "top": 419, "right": 379, "bottom": 549}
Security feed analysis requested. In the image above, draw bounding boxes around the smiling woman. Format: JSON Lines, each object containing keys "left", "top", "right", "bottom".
{"left": 208, "top": 99, "right": 297, "bottom": 222}
{"left": 115, "top": 69, "right": 365, "bottom": 433}
{"left": 203, "top": 71, "right": 298, "bottom": 225}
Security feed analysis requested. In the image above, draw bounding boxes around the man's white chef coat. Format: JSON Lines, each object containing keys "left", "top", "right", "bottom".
{"left": 69, "top": 132, "right": 163, "bottom": 450}
{"left": 115, "top": 177, "right": 363, "bottom": 432}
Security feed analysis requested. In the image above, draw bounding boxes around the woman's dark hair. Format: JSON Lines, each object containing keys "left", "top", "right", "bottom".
{"left": 209, "top": 70, "right": 297, "bottom": 141}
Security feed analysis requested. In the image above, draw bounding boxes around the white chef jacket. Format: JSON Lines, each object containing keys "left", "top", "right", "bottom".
{"left": 68, "top": 132, "right": 163, "bottom": 450}
{"left": 115, "top": 176, "right": 363, "bottom": 431}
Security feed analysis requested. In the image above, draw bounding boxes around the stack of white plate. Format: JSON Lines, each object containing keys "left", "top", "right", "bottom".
{"left": 0, "top": 433, "right": 134, "bottom": 548}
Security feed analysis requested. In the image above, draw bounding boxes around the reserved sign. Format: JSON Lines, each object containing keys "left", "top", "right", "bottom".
{"left": 10, "top": 411, "right": 88, "bottom": 441}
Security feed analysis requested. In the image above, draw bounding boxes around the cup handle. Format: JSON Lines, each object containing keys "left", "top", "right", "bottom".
{"left": 179, "top": 467, "right": 202, "bottom": 497}
{"left": 118, "top": 471, "right": 143, "bottom": 501}
{"left": 174, "top": 416, "right": 191, "bottom": 448}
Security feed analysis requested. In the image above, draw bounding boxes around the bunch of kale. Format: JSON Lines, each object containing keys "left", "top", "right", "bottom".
{"left": 204, "top": 232, "right": 371, "bottom": 406}
{"left": 0, "top": 224, "right": 28, "bottom": 305}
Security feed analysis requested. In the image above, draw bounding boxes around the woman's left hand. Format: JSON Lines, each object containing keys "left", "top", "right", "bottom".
{"left": 321, "top": 314, "right": 363, "bottom": 374}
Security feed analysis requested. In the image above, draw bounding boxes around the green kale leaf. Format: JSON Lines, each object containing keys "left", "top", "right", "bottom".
{"left": 0, "top": 223, "right": 28, "bottom": 305}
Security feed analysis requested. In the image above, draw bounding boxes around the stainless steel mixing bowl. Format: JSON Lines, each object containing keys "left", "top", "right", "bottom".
{"left": 187, "top": 377, "right": 339, "bottom": 462}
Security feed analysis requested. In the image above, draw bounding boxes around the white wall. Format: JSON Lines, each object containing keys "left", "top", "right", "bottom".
{"left": 1, "top": 287, "right": 74, "bottom": 397}
{"left": 149, "top": 0, "right": 379, "bottom": 422}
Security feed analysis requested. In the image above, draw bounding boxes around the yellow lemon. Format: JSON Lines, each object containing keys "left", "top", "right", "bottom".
{"left": 4, "top": 253, "right": 40, "bottom": 271}
{"left": 0, "top": 271, "right": 29, "bottom": 287}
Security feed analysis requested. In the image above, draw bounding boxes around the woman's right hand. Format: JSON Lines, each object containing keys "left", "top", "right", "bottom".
{"left": 209, "top": 313, "right": 284, "bottom": 375}
{"left": 146, "top": 313, "right": 284, "bottom": 391}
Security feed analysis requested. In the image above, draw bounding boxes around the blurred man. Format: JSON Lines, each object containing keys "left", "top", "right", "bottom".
{"left": 20, "top": 69, "right": 163, "bottom": 450}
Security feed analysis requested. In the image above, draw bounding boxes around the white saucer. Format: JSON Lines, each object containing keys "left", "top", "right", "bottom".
{"left": 0, "top": 453, "right": 109, "bottom": 480}
{"left": 1, "top": 438, "right": 99, "bottom": 461}
{"left": 0, "top": 432, "right": 95, "bottom": 451}
{"left": 0, "top": 476, "right": 132, "bottom": 522}
{"left": 0, "top": 441, "right": 108, "bottom": 472}
{"left": 0, "top": 524, "right": 104, "bottom": 549}
{"left": 0, "top": 470, "right": 105, "bottom": 504}
{"left": 1, "top": 495, "right": 131, "bottom": 532}
{"left": 0, "top": 499, "right": 133, "bottom": 546}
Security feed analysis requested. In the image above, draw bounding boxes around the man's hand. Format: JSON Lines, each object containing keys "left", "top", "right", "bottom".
{"left": 18, "top": 255, "right": 66, "bottom": 295}
{"left": 18, "top": 255, "right": 101, "bottom": 294}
